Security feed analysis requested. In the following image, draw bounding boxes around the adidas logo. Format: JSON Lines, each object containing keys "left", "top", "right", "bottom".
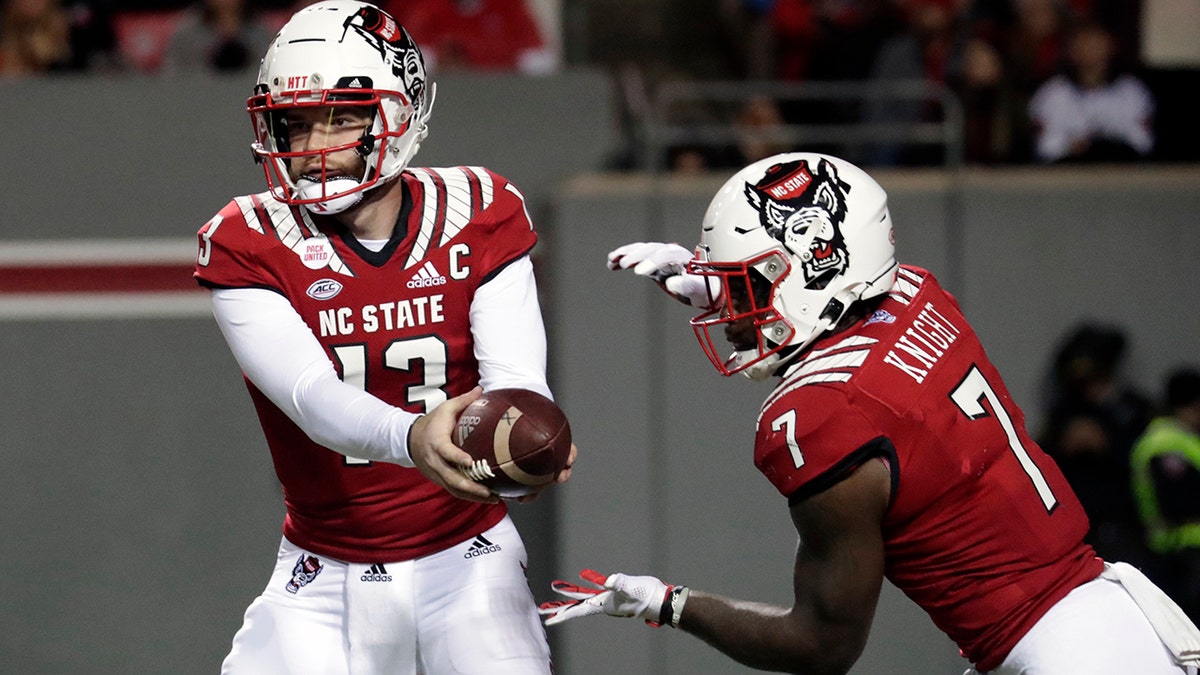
{"left": 348, "top": 77, "right": 362, "bottom": 88}
{"left": 407, "top": 261, "right": 447, "bottom": 289}
{"left": 360, "top": 563, "right": 392, "bottom": 582}
{"left": 463, "top": 534, "right": 502, "bottom": 559}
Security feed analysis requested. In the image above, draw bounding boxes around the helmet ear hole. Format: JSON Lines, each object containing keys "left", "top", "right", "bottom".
{"left": 806, "top": 268, "right": 838, "bottom": 291}
{"left": 820, "top": 298, "right": 846, "bottom": 324}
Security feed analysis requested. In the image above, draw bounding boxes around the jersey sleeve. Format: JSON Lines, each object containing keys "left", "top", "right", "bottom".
{"left": 755, "top": 384, "right": 886, "bottom": 499}
{"left": 471, "top": 256, "right": 550, "bottom": 398}
{"left": 470, "top": 169, "right": 538, "bottom": 279}
{"left": 210, "top": 287, "right": 418, "bottom": 467}
{"left": 194, "top": 198, "right": 285, "bottom": 292}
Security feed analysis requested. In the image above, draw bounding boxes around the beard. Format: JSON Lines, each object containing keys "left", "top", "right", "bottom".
{"left": 289, "top": 153, "right": 371, "bottom": 214}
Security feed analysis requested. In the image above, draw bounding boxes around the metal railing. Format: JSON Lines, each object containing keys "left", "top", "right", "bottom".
{"left": 637, "top": 79, "right": 966, "bottom": 172}
{"left": 632, "top": 78, "right": 968, "bottom": 304}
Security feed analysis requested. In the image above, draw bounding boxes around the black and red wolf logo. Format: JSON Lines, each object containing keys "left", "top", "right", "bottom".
{"left": 285, "top": 554, "right": 323, "bottom": 594}
{"left": 340, "top": 6, "right": 426, "bottom": 106}
{"left": 744, "top": 157, "right": 851, "bottom": 287}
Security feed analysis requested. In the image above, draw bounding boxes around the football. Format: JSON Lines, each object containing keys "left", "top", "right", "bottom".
{"left": 455, "top": 388, "right": 572, "bottom": 498}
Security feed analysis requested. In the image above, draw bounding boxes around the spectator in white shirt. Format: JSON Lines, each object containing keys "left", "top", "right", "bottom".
{"left": 1028, "top": 20, "right": 1154, "bottom": 163}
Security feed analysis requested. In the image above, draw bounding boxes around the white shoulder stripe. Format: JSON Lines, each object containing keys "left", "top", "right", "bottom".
{"left": 890, "top": 269, "right": 922, "bottom": 304}
{"left": 897, "top": 267, "right": 923, "bottom": 285}
{"left": 239, "top": 193, "right": 353, "bottom": 276}
{"left": 437, "top": 167, "right": 479, "bottom": 245}
{"left": 407, "top": 169, "right": 440, "bottom": 270}
{"left": 797, "top": 371, "right": 854, "bottom": 386}
{"left": 296, "top": 205, "right": 321, "bottom": 238}
{"left": 235, "top": 196, "right": 264, "bottom": 234}
{"left": 405, "top": 167, "right": 497, "bottom": 268}
{"left": 797, "top": 347, "right": 871, "bottom": 377}
{"left": 760, "top": 370, "right": 855, "bottom": 420}
{"left": 467, "top": 166, "right": 494, "bottom": 207}
{"left": 807, "top": 334, "right": 877, "bottom": 359}
{"left": 264, "top": 198, "right": 305, "bottom": 249}
{"left": 762, "top": 335, "right": 878, "bottom": 410}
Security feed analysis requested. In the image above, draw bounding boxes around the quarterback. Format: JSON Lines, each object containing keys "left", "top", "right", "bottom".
{"left": 541, "top": 153, "right": 1199, "bottom": 674}
{"left": 194, "top": 2, "right": 571, "bottom": 673}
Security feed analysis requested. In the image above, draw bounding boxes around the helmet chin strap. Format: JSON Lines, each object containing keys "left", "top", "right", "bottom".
{"left": 738, "top": 350, "right": 780, "bottom": 381}
{"left": 295, "top": 176, "right": 365, "bottom": 214}
{"left": 734, "top": 332, "right": 805, "bottom": 381}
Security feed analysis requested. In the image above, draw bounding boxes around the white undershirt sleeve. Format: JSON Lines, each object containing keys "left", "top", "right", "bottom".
{"left": 210, "top": 287, "right": 418, "bottom": 467}
{"left": 471, "top": 256, "right": 552, "bottom": 400}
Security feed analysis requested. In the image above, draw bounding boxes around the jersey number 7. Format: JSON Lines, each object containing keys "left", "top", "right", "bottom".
{"left": 951, "top": 365, "right": 1058, "bottom": 512}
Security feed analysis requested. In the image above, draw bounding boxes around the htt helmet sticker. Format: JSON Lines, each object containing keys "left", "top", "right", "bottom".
{"left": 340, "top": 6, "right": 426, "bottom": 106}
{"left": 744, "top": 158, "right": 851, "bottom": 286}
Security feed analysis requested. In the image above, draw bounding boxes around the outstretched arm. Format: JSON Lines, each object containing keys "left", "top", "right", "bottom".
{"left": 542, "top": 457, "right": 891, "bottom": 675}
{"left": 607, "top": 241, "right": 721, "bottom": 309}
{"left": 679, "top": 458, "right": 890, "bottom": 673}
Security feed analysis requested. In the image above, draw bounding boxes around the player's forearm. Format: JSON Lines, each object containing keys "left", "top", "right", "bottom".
{"left": 212, "top": 287, "right": 418, "bottom": 466}
{"left": 288, "top": 362, "right": 418, "bottom": 466}
{"left": 471, "top": 256, "right": 551, "bottom": 398}
{"left": 677, "top": 591, "right": 861, "bottom": 675}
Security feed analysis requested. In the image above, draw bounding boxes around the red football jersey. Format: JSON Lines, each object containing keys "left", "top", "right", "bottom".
{"left": 755, "top": 265, "right": 1103, "bottom": 670}
{"left": 194, "top": 166, "right": 536, "bottom": 563}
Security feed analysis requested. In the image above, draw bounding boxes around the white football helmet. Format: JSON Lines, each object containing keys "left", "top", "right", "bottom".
{"left": 688, "top": 153, "right": 898, "bottom": 380}
{"left": 248, "top": 0, "right": 433, "bottom": 214}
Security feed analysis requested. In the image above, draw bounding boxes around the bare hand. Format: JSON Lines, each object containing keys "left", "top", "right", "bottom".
{"left": 510, "top": 442, "right": 579, "bottom": 504}
{"left": 409, "top": 387, "right": 498, "bottom": 503}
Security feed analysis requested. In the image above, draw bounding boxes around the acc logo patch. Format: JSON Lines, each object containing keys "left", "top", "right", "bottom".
{"left": 306, "top": 278, "right": 343, "bottom": 300}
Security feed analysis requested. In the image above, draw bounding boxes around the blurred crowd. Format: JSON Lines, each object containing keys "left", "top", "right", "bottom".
{"left": 1037, "top": 322, "right": 1200, "bottom": 624}
{"left": 0, "top": 0, "right": 555, "bottom": 76}
{"left": 646, "top": 0, "right": 1194, "bottom": 169}
{"left": 1, "top": 0, "right": 1196, "bottom": 168}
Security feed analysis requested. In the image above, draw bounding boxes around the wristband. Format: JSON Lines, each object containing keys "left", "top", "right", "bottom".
{"left": 660, "top": 585, "right": 689, "bottom": 628}
{"left": 671, "top": 586, "right": 689, "bottom": 627}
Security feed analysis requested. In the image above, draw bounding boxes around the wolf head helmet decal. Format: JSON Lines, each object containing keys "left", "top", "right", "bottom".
{"left": 340, "top": 5, "right": 426, "bottom": 112}
{"left": 690, "top": 153, "right": 898, "bottom": 379}
{"left": 743, "top": 157, "right": 851, "bottom": 288}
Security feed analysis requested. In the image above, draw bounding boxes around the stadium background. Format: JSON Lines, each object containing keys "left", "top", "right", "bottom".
{"left": 2, "top": 1, "right": 1199, "bottom": 673}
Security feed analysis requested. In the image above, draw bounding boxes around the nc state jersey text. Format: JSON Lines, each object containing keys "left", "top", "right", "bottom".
{"left": 318, "top": 294, "right": 446, "bottom": 336}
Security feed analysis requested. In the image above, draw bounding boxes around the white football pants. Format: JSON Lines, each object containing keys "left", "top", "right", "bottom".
{"left": 973, "top": 563, "right": 1200, "bottom": 674}
{"left": 221, "top": 516, "right": 552, "bottom": 675}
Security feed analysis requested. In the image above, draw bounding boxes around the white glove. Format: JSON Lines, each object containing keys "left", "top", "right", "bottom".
{"left": 538, "top": 569, "right": 686, "bottom": 628}
{"left": 606, "top": 242, "right": 721, "bottom": 310}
